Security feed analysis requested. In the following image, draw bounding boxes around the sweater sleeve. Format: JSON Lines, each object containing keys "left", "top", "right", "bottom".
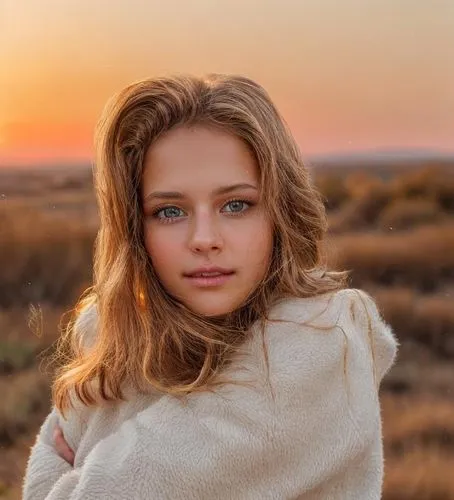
{"left": 28, "top": 290, "right": 398, "bottom": 499}
{"left": 22, "top": 407, "right": 74, "bottom": 500}
{"left": 346, "top": 288, "right": 399, "bottom": 388}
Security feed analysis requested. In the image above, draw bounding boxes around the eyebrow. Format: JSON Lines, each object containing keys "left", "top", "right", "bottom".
{"left": 143, "top": 183, "right": 258, "bottom": 203}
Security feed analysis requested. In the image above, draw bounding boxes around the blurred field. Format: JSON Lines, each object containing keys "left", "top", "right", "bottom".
{"left": 0, "top": 159, "right": 454, "bottom": 499}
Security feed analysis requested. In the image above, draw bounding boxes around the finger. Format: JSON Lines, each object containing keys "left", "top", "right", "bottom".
{"left": 56, "top": 436, "right": 75, "bottom": 465}
{"left": 55, "top": 431, "right": 74, "bottom": 459}
{"left": 54, "top": 430, "right": 69, "bottom": 457}
{"left": 53, "top": 427, "right": 75, "bottom": 465}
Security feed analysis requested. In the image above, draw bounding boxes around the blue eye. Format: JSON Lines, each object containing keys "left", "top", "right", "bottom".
{"left": 222, "top": 200, "right": 250, "bottom": 213}
{"left": 154, "top": 206, "right": 184, "bottom": 220}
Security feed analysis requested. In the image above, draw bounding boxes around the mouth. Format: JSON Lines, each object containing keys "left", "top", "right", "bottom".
{"left": 183, "top": 269, "right": 235, "bottom": 288}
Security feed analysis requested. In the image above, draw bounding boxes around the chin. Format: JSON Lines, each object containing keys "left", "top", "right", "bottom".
{"left": 187, "top": 298, "right": 242, "bottom": 318}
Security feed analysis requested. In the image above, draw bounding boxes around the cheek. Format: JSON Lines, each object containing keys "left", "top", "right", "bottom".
{"left": 143, "top": 226, "right": 180, "bottom": 272}
{"left": 239, "top": 216, "right": 274, "bottom": 267}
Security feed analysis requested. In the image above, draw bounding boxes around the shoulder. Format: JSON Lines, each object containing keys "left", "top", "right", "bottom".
{"left": 341, "top": 288, "right": 399, "bottom": 384}
{"left": 267, "top": 288, "right": 348, "bottom": 325}
{"left": 264, "top": 288, "right": 399, "bottom": 386}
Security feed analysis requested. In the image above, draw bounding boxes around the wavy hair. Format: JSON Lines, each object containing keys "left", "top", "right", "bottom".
{"left": 53, "top": 73, "right": 348, "bottom": 414}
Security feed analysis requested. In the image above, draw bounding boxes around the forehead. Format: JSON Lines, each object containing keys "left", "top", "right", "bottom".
{"left": 142, "top": 125, "right": 259, "bottom": 191}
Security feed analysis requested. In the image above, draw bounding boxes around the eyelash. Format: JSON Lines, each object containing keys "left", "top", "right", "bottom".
{"left": 150, "top": 198, "right": 254, "bottom": 224}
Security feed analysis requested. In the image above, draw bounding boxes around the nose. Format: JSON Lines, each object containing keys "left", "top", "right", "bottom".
{"left": 188, "top": 211, "right": 223, "bottom": 254}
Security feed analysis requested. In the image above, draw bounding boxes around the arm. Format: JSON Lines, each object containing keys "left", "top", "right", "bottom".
{"left": 42, "top": 397, "right": 360, "bottom": 500}
{"left": 22, "top": 407, "right": 74, "bottom": 500}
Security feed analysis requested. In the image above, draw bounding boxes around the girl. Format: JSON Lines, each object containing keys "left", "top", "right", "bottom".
{"left": 23, "top": 73, "right": 398, "bottom": 499}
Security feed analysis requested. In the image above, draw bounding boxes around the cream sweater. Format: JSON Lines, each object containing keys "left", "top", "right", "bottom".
{"left": 22, "top": 288, "right": 398, "bottom": 500}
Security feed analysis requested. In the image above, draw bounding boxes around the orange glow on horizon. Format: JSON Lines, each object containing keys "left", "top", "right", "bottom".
{"left": 0, "top": 122, "right": 94, "bottom": 165}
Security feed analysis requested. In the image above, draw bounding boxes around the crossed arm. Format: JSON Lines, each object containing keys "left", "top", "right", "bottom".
{"left": 24, "top": 395, "right": 366, "bottom": 500}
{"left": 22, "top": 290, "right": 398, "bottom": 500}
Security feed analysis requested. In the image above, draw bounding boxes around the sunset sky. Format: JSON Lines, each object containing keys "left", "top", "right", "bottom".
{"left": 1, "top": 0, "right": 453, "bottom": 166}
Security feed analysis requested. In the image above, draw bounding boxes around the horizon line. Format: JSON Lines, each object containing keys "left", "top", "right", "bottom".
{"left": 1, "top": 147, "right": 454, "bottom": 170}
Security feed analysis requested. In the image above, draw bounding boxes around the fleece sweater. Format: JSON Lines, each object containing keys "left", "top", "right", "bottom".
{"left": 22, "top": 288, "right": 398, "bottom": 500}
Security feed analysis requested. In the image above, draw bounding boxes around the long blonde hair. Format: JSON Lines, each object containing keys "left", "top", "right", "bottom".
{"left": 53, "top": 73, "right": 347, "bottom": 414}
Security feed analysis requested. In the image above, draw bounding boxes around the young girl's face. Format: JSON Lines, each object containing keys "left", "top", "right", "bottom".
{"left": 141, "top": 125, "right": 273, "bottom": 317}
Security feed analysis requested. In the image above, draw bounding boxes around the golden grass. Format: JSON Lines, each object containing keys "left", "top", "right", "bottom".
{"left": 365, "top": 287, "right": 454, "bottom": 356}
{"left": 326, "top": 222, "right": 454, "bottom": 291}
{"left": 0, "top": 432, "right": 39, "bottom": 500}
{"left": 381, "top": 393, "right": 454, "bottom": 500}
{"left": 378, "top": 198, "right": 446, "bottom": 230}
{"left": 316, "top": 164, "right": 454, "bottom": 233}
{"left": 384, "top": 448, "right": 454, "bottom": 500}
{"left": 0, "top": 202, "right": 96, "bottom": 308}
{"left": 381, "top": 393, "right": 454, "bottom": 447}
{"left": 0, "top": 369, "right": 51, "bottom": 446}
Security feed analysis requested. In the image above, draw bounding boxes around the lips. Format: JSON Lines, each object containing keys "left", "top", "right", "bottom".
{"left": 183, "top": 267, "right": 235, "bottom": 287}
{"left": 189, "top": 271, "right": 233, "bottom": 278}
{"left": 184, "top": 267, "right": 234, "bottom": 278}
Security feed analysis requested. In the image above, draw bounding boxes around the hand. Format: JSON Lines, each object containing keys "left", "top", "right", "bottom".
{"left": 53, "top": 425, "right": 75, "bottom": 466}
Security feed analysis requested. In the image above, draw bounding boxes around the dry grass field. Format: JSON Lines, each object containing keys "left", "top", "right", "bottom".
{"left": 0, "top": 159, "right": 453, "bottom": 499}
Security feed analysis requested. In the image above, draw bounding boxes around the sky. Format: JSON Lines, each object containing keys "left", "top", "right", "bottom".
{"left": 1, "top": 0, "right": 453, "bottom": 166}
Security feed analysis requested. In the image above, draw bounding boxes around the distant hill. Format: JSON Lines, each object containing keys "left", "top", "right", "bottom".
{"left": 309, "top": 148, "right": 454, "bottom": 165}
{"left": 307, "top": 149, "right": 454, "bottom": 178}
